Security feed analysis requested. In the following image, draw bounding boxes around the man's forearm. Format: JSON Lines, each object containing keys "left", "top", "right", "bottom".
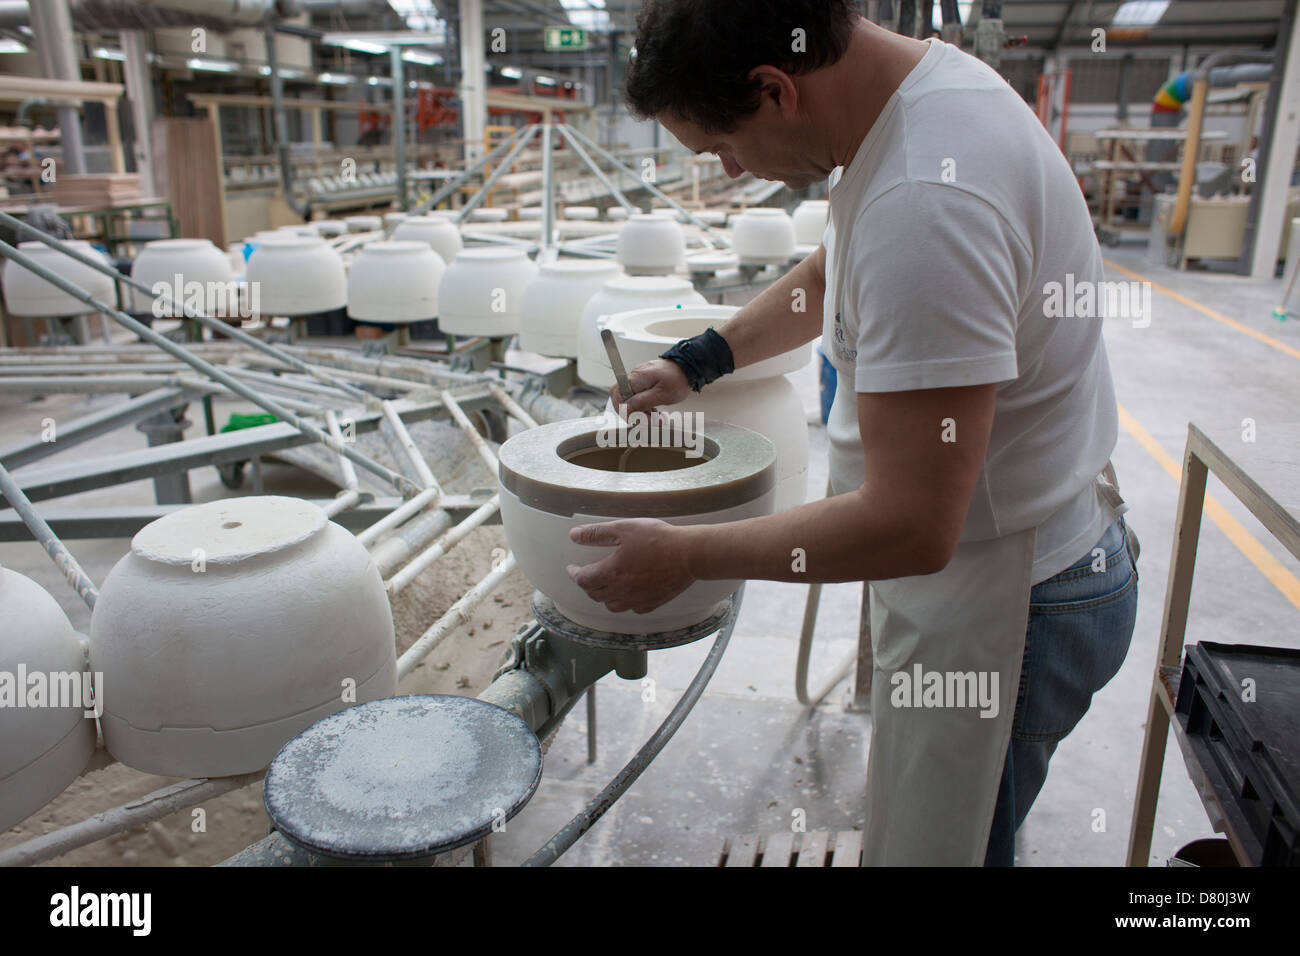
{"left": 675, "top": 488, "right": 947, "bottom": 586}
{"left": 717, "top": 245, "right": 826, "bottom": 370}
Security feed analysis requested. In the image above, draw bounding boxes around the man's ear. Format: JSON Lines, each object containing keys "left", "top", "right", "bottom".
{"left": 748, "top": 65, "right": 799, "bottom": 117}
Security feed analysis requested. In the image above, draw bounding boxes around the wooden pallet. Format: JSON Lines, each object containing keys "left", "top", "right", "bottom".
{"left": 717, "top": 831, "right": 862, "bottom": 867}
{"left": 52, "top": 173, "right": 141, "bottom": 206}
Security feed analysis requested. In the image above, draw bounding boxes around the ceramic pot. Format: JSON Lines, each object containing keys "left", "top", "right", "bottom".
{"left": 0, "top": 565, "right": 97, "bottom": 830}
{"left": 498, "top": 418, "right": 776, "bottom": 633}
{"left": 393, "top": 214, "right": 464, "bottom": 265}
{"left": 345, "top": 215, "right": 382, "bottom": 233}
{"left": 437, "top": 246, "right": 539, "bottom": 337}
{"left": 519, "top": 207, "right": 543, "bottom": 221}
{"left": 616, "top": 213, "right": 686, "bottom": 275}
{"left": 606, "top": 207, "right": 630, "bottom": 222}
{"left": 577, "top": 275, "right": 706, "bottom": 386}
{"left": 792, "top": 200, "right": 830, "bottom": 247}
{"left": 564, "top": 206, "right": 599, "bottom": 221}
{"left": 383, "top": 211, "right": 408, "bottom": 229}
{"left": 604, "top": 305, "right": 811, "bottom": 511}
{"left": 2, "top": 241, "right": 114, "bottom": 317}
{"left": 89, "top": 497, "right": 397, "bottom": 778}
{"left": 245, "top": 234, "right": 347, "bottom": 316}
{"left": 731, "top": 208, "right": 797, "bottom": 265}
{"left": 311, "top": 220, "right": 347, "bottom": 238}
{"left": 469, "top": 208, "right": 508, "bottom": 223}
{"left": 347, "top": 241, "right": 445, "bottom": 324}
{"left": 519, "top": 259, "right": 623, "bottom": 357}
{"left": 128, "top": 238, "right": 236, "bottom": 316}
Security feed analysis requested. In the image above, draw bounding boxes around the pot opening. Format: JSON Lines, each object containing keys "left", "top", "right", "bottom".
{"left": 643, "top": 318, "right": 710, "bottom": 339}
{"left": 557, "top": 431, "right": 718, "bottom": 474}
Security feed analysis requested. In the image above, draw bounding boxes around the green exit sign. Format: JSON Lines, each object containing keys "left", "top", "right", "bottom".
{"left": 544, "top": 26, "right": 588, "bottom": 51}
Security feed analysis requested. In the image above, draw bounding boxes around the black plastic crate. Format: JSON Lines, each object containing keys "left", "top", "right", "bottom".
{"left": 1174, "top": 642, "right": 1300, "bottom": 866}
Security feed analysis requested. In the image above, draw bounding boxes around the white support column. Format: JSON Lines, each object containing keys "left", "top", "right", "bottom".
{"left": 1251, "top": 6, "right": 1300, "bottom": 279}
{"left": 120, "top": 31, "right": 156, "bottom": 196}
{"left": 28, "top": 0, "right": 86, "bottom": 174}
{"left": 459, "top": 0, "right": 487, "bottom": 167}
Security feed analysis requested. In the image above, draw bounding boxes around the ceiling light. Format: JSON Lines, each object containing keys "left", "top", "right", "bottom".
{"left": 323, "top": 37, "right": 389, "bottom": 55}
{"left": 401, "top": 50, "right": 441, "bottom": 66}
{"left": 323, "top": 31, "right": 444, "bottom": 51}
{"left": 318, "top": 73, "right": 355, "bottom": 85}
{"left": 1112, "top": 1, "right": 1171, "bottom": 27}
{"left": 559, "top": 0, "right": 610, "bottom": 32}
{"left": 535, "top": 76, "right": 557, "bottom": 87}
{"left": 500, "top": 66, "right": 523, "bottom": 79}
{"left": 187, "top": 58, "right": 239, "bottom": 73}
{"left": 94, "top": 47, "right": 125, "bottom": 61}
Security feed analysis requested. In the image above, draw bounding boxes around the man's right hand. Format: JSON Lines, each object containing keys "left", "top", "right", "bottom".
{"left": 610, "top": 358, "right": 691, "bottom": 416}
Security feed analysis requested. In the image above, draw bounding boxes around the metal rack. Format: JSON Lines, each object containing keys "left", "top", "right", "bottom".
{"left": 1126, "top": 422, "right": 1300, "bottom": 866}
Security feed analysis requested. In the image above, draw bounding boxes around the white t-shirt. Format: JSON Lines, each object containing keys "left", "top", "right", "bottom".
{"left": 821, "top": 39, "right": 1121, "bottom": 583}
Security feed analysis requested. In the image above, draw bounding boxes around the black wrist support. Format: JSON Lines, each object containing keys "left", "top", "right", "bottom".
{"left": 660, "top": 328, "right": 735, "bottom": 392}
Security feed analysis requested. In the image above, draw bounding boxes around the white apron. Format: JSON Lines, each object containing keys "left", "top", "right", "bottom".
{"left": 829, "top": 384, "right": 1128, "bottom": 864}
{"left": 820, "top": 184, "right": 1128, "bottom": 863}
{"left": 862, "top": 528, "right": 1036, "bottom": 865}
{"left": 828, "top": 381, "right": 1038, "bottom": 864}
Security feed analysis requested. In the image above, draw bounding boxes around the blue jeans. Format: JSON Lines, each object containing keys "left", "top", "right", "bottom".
{"left": 983, "top": 517, "right": 1139, "bottom": 866}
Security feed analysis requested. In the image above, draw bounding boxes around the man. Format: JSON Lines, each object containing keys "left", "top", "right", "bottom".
{"left": 567, "top": 0, "right": 1139, "bottom": 865}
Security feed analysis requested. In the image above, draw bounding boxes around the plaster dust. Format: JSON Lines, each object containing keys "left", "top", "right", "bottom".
{"left": 0, "top": 525, "right": 535, "bottom": 867}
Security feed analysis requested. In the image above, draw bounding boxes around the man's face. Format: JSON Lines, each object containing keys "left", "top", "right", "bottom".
{"left": 658, "top": 107, "right": 826, "bottom": 192}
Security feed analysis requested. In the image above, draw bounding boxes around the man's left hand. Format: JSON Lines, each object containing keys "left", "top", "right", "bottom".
{"left": 566, "top": 519, "right": 695, "bottom": 614}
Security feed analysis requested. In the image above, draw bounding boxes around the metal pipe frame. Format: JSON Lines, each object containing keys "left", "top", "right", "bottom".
{"left": 4, "top": 397, "right": 446, "bottom": 506}
{"left": 402, "top": 123, "right": 536, "bottom": 222}
{"left": 0, "top": 211, "right": 376, "bottom": 406}
{"left": 554, "top": 124, "right": 639, "bottom": 216}
{"left": 561, "top": 123, "right": 733, "bottom": 245}
{"left": 0, "top": 386, "right": 192, "bottom": 470}
{"left": 395, "top": 552, "right": 519, "bottom": 680}
{"left": 385, "top": 495, "right": 500, "bottom": 595}
{"left": 0, "top": 461, "right": 100, "bottom": 609}
{"left": 0, "top": 238, "right": 420, "bottom": 497}
{"left": 0, "top": 497, "right": 496, "bottom": 543}
{"left": 452, "top": 125, "right": 542, "bottom": 225}
{"left": 541, "top": 121, "right": 556, "bottom": 254}
{"left": 523, "top": 588, "right": 744, "bottom": 866}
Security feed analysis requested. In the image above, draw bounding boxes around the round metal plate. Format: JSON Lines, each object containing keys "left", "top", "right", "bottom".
{"left": 264, "top": 695, "right": 542, "bottom": 863}
{"left": 531, "top": 590, "right": 734, "bottom": 651}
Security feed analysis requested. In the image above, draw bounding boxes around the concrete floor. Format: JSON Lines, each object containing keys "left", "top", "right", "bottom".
{"left": 3, "top": 244, "right": 1298, "bottom": 867}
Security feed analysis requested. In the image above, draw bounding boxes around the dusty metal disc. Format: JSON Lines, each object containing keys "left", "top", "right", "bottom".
{"left": 264, "top": 695, "right": 542, "bottom": 863}
{"left": 531, "top": 590, "right": 734, "bottom": 651}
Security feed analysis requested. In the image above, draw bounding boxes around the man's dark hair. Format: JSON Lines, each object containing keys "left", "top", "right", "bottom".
{"left": 625, "top": 0, "right": 860, "bottom": 134}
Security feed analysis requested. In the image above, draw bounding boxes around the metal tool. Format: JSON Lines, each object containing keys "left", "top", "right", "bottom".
{"left": 600, "top": 328, "right": 637, "bottom": 402}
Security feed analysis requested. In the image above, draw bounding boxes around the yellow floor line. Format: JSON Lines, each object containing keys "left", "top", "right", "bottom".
{"left": 1117, "top": 403, "right": 1300, "bottom": 612}
{"left": 1104, "top": 258, "right": 1300, "bottom": 362}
